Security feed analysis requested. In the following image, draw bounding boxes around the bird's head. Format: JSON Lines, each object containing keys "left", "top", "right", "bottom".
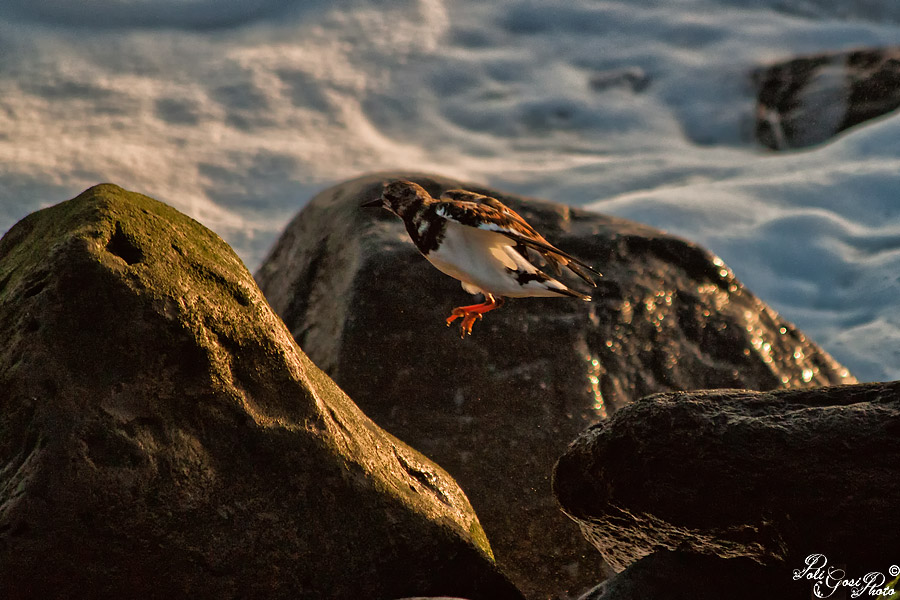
{"left": 361, "top": 180, "right": 431, "bottom": 218}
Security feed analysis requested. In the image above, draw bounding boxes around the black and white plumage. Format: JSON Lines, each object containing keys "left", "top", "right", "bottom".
{"left": 362, "top": 179, "right": 600, "bottom": 337}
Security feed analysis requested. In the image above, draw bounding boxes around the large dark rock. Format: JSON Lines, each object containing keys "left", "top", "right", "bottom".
{"left": 553, "top": 381, "right": 900, "bottom": 576}
{"left": 254, "top": 172, "right": 854, "bottom": 598}
{"left": 0, "top": 184, "right": 523, "bottom": 600}
{"left": 755, "top": 47, "right": 900, "bottom": 150}
{"left": 575, "top": 551, "right": 801, "bottom": 600}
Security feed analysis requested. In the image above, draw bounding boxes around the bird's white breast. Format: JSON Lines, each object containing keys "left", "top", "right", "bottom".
{"left": 425, "top": 222, "right": 568, "bottom": 298}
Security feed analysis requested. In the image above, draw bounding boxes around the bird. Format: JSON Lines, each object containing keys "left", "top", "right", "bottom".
{"left": 362, "top": 179, "right": 600, "bottom": 338}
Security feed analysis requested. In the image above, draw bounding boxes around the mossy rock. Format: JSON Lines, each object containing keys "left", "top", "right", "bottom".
{"left": 0, "top": 184, "right": 522, "bottom": 600}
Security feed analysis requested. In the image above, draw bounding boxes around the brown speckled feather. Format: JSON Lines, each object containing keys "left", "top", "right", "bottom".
{"left": 437, "top": 189, "right": 600, "bottom": 286}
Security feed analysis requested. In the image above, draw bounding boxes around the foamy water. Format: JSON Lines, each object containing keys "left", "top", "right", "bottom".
{"left": 1, "top": 0, "right": 898, "bottom": 381}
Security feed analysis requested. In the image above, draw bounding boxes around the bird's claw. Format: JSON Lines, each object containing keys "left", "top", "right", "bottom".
{"left": 446, "top": 309, "right": 482, "bottom": 338}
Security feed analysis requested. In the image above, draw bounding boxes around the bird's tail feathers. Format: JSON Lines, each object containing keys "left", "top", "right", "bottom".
{"left": 550, "top": 286, "right": 591, "bottom": 302}
{"left": 565, "top": 260, "right": 600, "bottom": 287}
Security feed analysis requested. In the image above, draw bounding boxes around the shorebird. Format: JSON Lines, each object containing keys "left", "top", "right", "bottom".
{"left": 362, "top": 180, "right": 599, "bottom": 337}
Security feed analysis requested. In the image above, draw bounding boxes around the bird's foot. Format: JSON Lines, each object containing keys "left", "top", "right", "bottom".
{"left": 445, "top": 298, "right": 504, "bottom": 338}
{"left": 446, "top": 309, "right": 483, "bottom": 338}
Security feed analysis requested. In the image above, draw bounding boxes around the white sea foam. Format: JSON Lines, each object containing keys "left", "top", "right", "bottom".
{"left": 0, "top": 0, "right": 898, "bottom": 381}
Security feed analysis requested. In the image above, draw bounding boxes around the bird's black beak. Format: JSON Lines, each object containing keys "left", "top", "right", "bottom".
{"left": 360, "top": 198, "right": 383, "bottom": 208}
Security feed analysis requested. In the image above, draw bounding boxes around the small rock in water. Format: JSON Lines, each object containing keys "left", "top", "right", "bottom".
{"left": 755, "top": 47, "right": 900, "bottom": 150}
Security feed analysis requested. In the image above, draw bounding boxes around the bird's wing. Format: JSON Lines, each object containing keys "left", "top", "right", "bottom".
{"left": 435, "top": 191, "right": 601, "bottom": 285}
{"left": 441, "top": 189, "right": 542, "bottom": 236}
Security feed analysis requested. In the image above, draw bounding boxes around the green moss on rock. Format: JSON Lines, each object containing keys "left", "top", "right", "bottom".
{"left": 0, "top": 184, "right": 520, "bottom": 600}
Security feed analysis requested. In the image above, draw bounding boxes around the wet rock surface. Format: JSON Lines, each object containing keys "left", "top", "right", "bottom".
{"left": 255, "top": 171, "right": 854, "bottom": 598}
{"left": 755, "top": 47, "right": 900, "bottom": 150}
{"left": 0, "top": 184, "right": 523, "bottom": 600}
{"left": 553, "top": 381, "right": 900, "bottom": 575}
{"left": 576, "top": 551, "right": 799, "bottom": 600}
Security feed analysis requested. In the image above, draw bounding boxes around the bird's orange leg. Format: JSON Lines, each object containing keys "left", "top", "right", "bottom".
{"left": 445, "top": 296, "right": 505, "bottom": 338}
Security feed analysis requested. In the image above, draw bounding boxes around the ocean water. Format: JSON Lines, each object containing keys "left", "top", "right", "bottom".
{"left": 0, "top": 0, "right": 898, "bottom": 382}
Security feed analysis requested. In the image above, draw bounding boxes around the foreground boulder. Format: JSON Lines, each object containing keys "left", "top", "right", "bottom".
{"left": 255, "top": 172, "right": 854, "bottom": 598}
{"left": 755, "top": 47, "right": 900, "bottom": 149}
{"left": 576, "top": 551, "right": 799, "bottom": 600}
{"left": 553, "top": 381, "right": 900, "bottom": 578}
{"left": 0, "top": 184, "right": 523, "bottom": 600}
